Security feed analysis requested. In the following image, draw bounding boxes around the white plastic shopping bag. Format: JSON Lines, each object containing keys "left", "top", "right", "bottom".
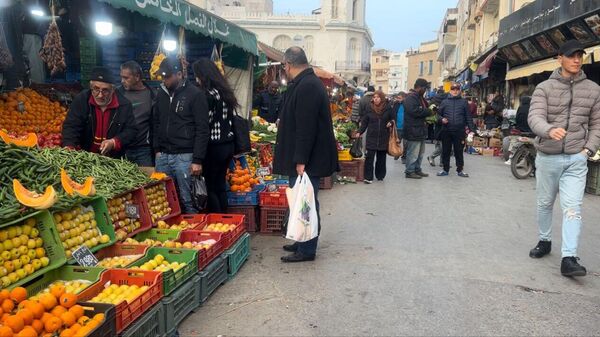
{"left": 285, "top": 173, "right": 319, "bottom": 242}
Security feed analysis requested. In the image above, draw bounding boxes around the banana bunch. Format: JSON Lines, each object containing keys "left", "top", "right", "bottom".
{"left": 250, "top": 133, "right": 262, "bottom": 142}
{"left": 150, "top": 53, "right": 167, "bottom": 80}
{"left": 215, "top": 60, "right": 225, "bottom": 75}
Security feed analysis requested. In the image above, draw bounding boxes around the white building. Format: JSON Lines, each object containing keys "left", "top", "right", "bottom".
{"left": 190, "top": 0, "right": 374, "bottom": 85}
{"left": 388, "top": 52, "right": 409, "bottom": 94}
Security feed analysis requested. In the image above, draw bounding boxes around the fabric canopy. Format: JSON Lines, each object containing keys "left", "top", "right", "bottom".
{"left": 258, "top": 42, "right": 284, "bottom": 62}
{"left": 474, "top": 50, "right": 498, "bottom": 76}
{"left": 313, "top": 67, "right": 345, "bottom": 86}
{"left": 98, "top": 0, "right": 258, "bottom": 55}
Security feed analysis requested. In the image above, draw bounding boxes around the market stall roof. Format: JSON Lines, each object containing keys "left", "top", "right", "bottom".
{"left": 505, "top": 45, "right": 599, "bottom": 80}
{"left": 258, "top": 42, "right": 284, "bottom": 62}
{"left": 98, "top": 0, "right": 258, "bottom": 55}
{"left": 313, "top": 67, "right": 345, "bottom": 86}
{"left": 474, "top": 49, "right": 498, "bottom": 76}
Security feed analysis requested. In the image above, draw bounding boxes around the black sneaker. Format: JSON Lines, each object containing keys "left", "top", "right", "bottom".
{"left": 405, "top": 173, "right": 422, "bottom": 179}
{"left": 561, "top": 257, "right": 587, "bottom": 277}
{"left": 364, "top": 179, "right": 373, "bottom": 184}
{"left": 529, "top": 240, "right": 551, "bottom": 258}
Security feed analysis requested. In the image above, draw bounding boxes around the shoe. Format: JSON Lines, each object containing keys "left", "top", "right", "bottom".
{"left": 283, "top": 244, "right": 298, "bottom": 252}
{"left": 416, "top": 172, "right": 429, "bottom": 177}
{"left": 427, "top": 156, "right": 435, "bottom": 166}
{"left": 405, "top": 173, "right": 422, "bottom": 179}
{"left": 377, "top": 178, "right": 384, "bottom": 181}
{"left": 281, "top": 252, "right": 316, "bottom": 263}
{"left": 561, "top": 257, "right": 586, "bottom": 277}
{"left": 364, "top": 179, "right": 373, "bottom": 184}
{"left": 437, "top": 171, "right": 449, "bottom": 176}
{"left": 457, "top": 172, "right": 470, "bottom": 178}
{"left": 529, "top": 240, "right": 551, "bottom": 258}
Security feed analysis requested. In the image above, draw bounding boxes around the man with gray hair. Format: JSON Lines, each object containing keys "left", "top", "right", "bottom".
{"left": 273, "top": 46, "right": 338, "bottom": 263}
{"left": 119, "top": 60, "right": 156, "bottom": 166}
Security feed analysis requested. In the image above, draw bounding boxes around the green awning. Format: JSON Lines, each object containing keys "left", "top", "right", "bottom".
{"left": 98, "top": 0, "right": 258, "bottom": 56}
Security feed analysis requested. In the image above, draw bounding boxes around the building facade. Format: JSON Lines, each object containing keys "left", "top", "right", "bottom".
{"left": 194, "top": 0, "right": 374, "bottom": 85}
{"left": 388, "top": 51, "right": 409, "bottom": 94}
{"left": 371, "top": 49, "right": 390, "bottom": 93}
{"left": 406, "top": 41, "right": 442, "bottom": 90}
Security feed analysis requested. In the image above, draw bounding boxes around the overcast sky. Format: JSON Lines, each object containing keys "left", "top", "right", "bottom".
{"left": 273, "top": 0, "right": 458, "bottom": 52}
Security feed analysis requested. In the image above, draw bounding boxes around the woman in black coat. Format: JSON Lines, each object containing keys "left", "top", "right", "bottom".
{"left": 356, "top": 91, "right": 394, "bottom": 183}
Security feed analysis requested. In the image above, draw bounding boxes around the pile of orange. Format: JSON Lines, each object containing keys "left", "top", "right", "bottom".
{"left": 0, "top": 286, "right": 104, "bottom": 337}
{"left": 0, "top": 89, "right": 66, "bottom": 136}
{"left": 228, "top": 162, "right": 259, "bottom": 193}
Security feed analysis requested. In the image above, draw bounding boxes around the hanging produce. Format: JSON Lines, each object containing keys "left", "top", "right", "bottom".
{"left": 150, "top": 28, "right": 167, "bottom": 80}
{"left": 211, "top": 44, "right": 225, "bottom": 75}
{"left": 39, "top": 2, "right": 66, "bottom": 76}
{"left": 177, "top": 27, "right": 188, "bottom": 77}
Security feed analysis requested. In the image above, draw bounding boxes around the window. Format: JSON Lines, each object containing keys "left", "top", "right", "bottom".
{"left": 352, "top": 0, "right": 358, "bottom": 21}
{"left": 348, "top": 38, "right": 358, "bottom": 62}
{"left": 273, "top": 35, "right": 292, "bottom": 51}
{"left": 429, "top": 60, "right": 433, "bottom": 75}
{"left": 419, "top": 61, "right": 424, "bottom": 76}
{"left": 332, "top": 0, "right": 339, "bottom": 19}
{"left": 304, "top": 36, "right": 315, "bottom": 60}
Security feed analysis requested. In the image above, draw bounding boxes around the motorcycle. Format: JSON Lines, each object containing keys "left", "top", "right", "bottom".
{"left": 511, "top": 136, "right": 537, "bottom": 179}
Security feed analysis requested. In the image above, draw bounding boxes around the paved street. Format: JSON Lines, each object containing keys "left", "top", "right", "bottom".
{"left": 180, "top": 146, "right": 600, "bottom": 336}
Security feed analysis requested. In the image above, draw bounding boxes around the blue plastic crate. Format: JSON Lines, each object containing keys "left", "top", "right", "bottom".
{"left": 227, "top": 184, "right": 264, "bottom": 206}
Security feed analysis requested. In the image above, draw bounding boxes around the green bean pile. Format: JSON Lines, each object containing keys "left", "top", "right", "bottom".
{"left": 0, "top": 141, "right": 151, "bottom": 223}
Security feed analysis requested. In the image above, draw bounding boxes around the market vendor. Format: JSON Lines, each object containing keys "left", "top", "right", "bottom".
{"left": 61, "top": 67, "right": 138, "bottom": 158}
{"left": 253, "top": 81, "right": 281, "bottom": 123}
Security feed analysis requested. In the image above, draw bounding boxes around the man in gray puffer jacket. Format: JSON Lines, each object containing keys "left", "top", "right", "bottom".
{"left": 527, "top": 40, "right": 600, "bottom": 277}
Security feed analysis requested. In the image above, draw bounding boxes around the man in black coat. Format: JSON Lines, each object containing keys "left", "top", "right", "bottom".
{"left": 437, "top": 83, "right": 476, "bottom": 177}
{"left": 253, "top": 81, "right": 282, "bottom": 123}
{"left": 273, "top": 47, "right": 338, "bottom": 263}
{"left": 62, "top": 67, "right": 138, "bottom": 158}
{"left": 403, "top": 79, "right": 433, "bottom": 179}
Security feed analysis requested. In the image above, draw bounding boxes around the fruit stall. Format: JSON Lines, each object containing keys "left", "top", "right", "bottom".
{"left": 0, "top": 137, "right": 251, "bottom": 337}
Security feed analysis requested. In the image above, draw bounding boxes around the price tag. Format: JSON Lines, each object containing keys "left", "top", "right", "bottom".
{"left": 72, "top": 245, "right": 98, "bottom": 267}
{"left": 257, "top": 167, "right": 270, "bottom": 177}
{"left": 125, "top": 204, "right": 140, "bottom": 219}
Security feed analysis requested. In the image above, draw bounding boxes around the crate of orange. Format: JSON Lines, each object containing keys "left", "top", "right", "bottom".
{"left": 196, "top": 214, "right": 246, "bottom": 250}
{"left": 227, "top": 157, "right": 264, "bottom": 206}
{"left": 77, "top": 269, "right": 163, "bottom": 333}
{"left": 0, "top": 285, "right": 115, "bottom": 337}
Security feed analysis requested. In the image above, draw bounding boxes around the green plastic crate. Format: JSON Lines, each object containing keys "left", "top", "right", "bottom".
{"left": 128, "top": 247, "right": 198, "bottom": 296}
{"left": 198, "top": 256, "right": 228, "bottom": 304}
{"left": 119, "top": 302, "right": 164, "bottom": 337}
{"left": 0, "top": 210, "right": 67, "bottom": 289}
{"left": 162, "top": 275, "right": 200, "bottom": 335}
{"left": 57, "top": 197, "right": 117, "bottom": 264}
{"left": 223, "top": 233, "right": 250, "bottom": 280}
{"left": 133, "top": 229, "right": 181, "bottom": 243}
{"left": 24, "top": 265, "right": 105, "bottom": 298}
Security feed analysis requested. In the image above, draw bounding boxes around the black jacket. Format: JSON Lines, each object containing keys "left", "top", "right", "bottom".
{"left": 117, "top": 83, "right": 156, "bottom": 149}
{"left": 152, "top": 81, "right": 209, "bottom": 165}
{"left": 438, "top": 95, "right": 476, "bottom": 132}
{"left": 358, "top": 103, "right": 395, "bottom": 151}
{"left": 403, "top": 92, "right": 432, "bottom": 141}
{"left": 62, "top": 89, "right": 138, "bottom": 158}
{"left": 515, "top": 96, "right": 532, "bottom": 133}
{"left": 358, "top": 92, "right": 374, "bottom": 119}
{"left": 253, "top": 91, "right": 282, "bottom": 123}
{"left": 273, "top": 68, "right": 338, "bottom": 178}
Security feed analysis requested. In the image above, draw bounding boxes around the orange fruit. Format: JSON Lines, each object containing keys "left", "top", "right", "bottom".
{"left": 59, "top": 294, "right": 77, "bottom": 309}
{"left": 16, "top": 301, "right": 30, "bottom": 312}
{"left": 15, "top": 309, "right": 33, "bottom": 325}
{"left": 15, "top": 326, "right": 36, "bottom": 337}
{"left": 69, "top": 323, "right": 81, "bottom": 332}
{"left": 31, "top": 319, "right": 44, "bottom": 334}
{"left": 91, "top": 313, "right": 104, "bottom": 322}
{"left": 68, "top": 305, "right": 84, "bottom": 320}
{"left": 43, "top": 316, "right": 61, "bottom": 333}
{"left": 49, "top": 285, "right": 65, "bottom": 300}
{"left": 0, "top": 290, "right": 10, "bottom": 301}
{"left": 60, "top": 311, "right": 76, "bottom": 327}
{"left": 4, "top": 315, "right": 24, "bottom": 333}
{"left": 0, "top": 325, "right": 13, "bottom": 337}
{"left": 9, "top": 288, "right": 27, "bottom": 304}
{"left": 40, "top": 313, "right": 53, "bottom": 324}
{"left": 39, "top": 294, "right": 57, "bottom": 311}
{"left": 50, "top": 306, "right": 67, "bottom": 318}
{"left": 26, "top": 302, "right": 44, "bottom": 319}
{"left": 59, "top": 328, "right": 74, "bottom": 337}
{"left": 1, "top": 299, "right": 14, "bottom": 313}
{"left": 76, "top": 316, "right": 89, "bottom": 326}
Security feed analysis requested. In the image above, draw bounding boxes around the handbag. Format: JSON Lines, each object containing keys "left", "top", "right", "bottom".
{"left": 231, "top": 111, "right": 251, "bottom": 155}
{"left": 387, "top": 120, "right": 403, "bottom": 158}
{"left": 191, "top": 176, "right": 208, "bottom": 211}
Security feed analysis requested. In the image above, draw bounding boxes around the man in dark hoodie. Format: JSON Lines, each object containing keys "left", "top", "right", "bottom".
{"left": 515, "top": 95, "right": 532, "bottom": 133}
{"left": 153, "top": 58, "right": 210, "bottom": 214}
{"left": 403, "top": 79, "right": 433, "bottom": 179}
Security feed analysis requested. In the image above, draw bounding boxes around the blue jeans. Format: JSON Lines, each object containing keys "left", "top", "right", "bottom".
{"left": 125, "top": 146, "right": 153, "bottom": 167}
{"left": 405, "top": 140, "right": 426, "bottom": 174}
{"left": 535, "top": 152, "right": 588, "bottom": 257}
{"left": 288, "top": 175, "right": 321, "bottom": 256}
{"left": 155, "top": 153, "right": 196, "bottom": 214}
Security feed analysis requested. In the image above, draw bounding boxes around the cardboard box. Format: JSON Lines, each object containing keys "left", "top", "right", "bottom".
{"left": 482, "top": 148, "right": 495, "bottom": 156}
{"left": 473, "top": 136, "right": 488, "bottom": 148}
{"left": 489, "top": 138, "right": 503, "bottom": 148}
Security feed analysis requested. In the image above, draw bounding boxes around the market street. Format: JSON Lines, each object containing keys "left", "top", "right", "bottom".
{"left": 179, "top": 148, "right": 600, "bottom": 336}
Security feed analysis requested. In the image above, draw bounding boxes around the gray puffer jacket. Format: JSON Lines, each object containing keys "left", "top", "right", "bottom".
{"left": 528, "top": 68, "right": 600, "bottom": 155}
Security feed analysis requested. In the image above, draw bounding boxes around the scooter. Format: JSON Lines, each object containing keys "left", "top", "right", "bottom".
{"left": 511, "top": 136, "right": 536, "bottom": 179}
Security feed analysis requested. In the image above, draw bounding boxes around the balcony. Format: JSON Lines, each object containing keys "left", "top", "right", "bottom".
{"left": 335, "top": 61, "right": 371, "bottom": 72}
{"left": 437, "top": 31, "right": 457, "bottom": 62}
{"left": 479, "top": 0, "right": 499, "bottom": 14}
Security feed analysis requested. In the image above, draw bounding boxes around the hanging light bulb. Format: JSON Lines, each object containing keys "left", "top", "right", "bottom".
{"left": 95, "top": 21, "right": 113, "bottom": 36}
{"left": 163, "top": 39, "right": 177, "bottom": 52}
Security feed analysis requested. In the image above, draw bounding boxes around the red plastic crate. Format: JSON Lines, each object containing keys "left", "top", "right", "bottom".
{"left": 319, "top": 176, "right": 333, "bottom": 190}
{"left": 259, "top": 206, "right": 287, "bottom": 234}
{"left": 177, "top": 230, "right": 225, "bottom": 270}
{"left": 143, "top": 178, "right": 181, "bottom": 223}
{"left": 157, "top": 213, "right": 207, "bottom": 230}
{"left": 259, "top": 186, "right": 288, "bottom": 207}
{"left": 77, "top": 269, "right": 163, "bottom": 333}
{"left": 95, "top": 243, "right": 149, "bottom": 265}
{"left": 108, "top": 188, "right": 153, "bottom": 240}
{"left": 195, "top": 214, "right": 246, "bottom": 249}
{"left": 227, "top": 206, "right": 258, "bottom": 232}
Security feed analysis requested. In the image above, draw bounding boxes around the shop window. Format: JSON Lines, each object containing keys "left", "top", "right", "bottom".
{"left": 429, "top": 60, "right": 433, "bottom": 75}
{"left": 419, "top": 61, "right": 424, "bottom": 76}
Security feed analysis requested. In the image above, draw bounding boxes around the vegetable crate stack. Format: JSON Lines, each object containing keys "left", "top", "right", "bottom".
{"left": 258, "top": 183, "right": 289, "bottom": 234}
